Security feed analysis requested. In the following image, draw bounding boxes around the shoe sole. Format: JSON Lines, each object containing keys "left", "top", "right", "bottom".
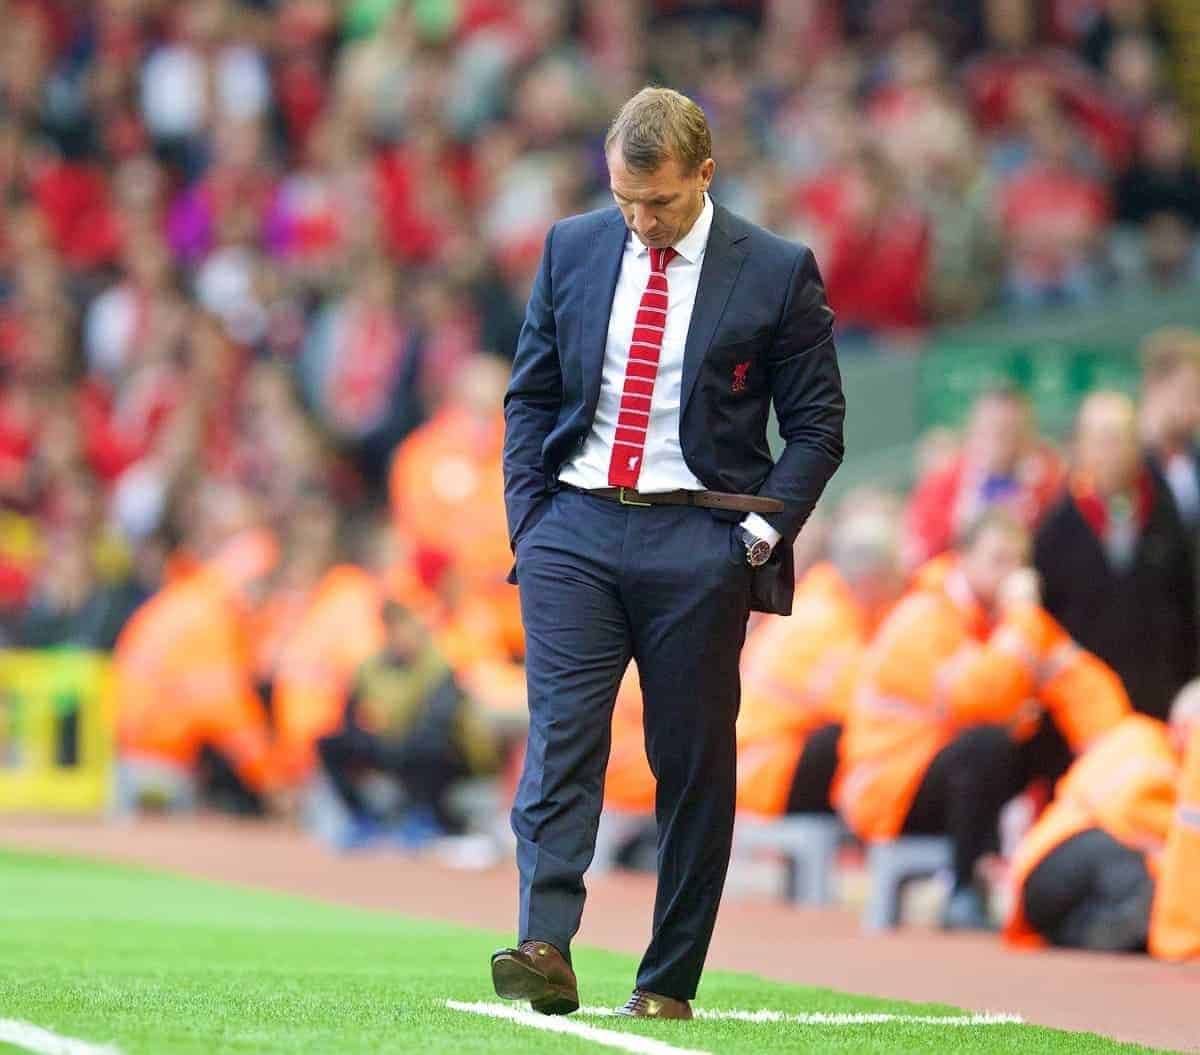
{"left": 490, "top": 952, "right": 580, "bottom": 1015}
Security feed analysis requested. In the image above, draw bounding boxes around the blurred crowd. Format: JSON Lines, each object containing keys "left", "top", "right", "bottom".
{"left": 3, "top": 0, "right": 1200, "bottom": 651}
{"left": 0, "top": 0, "right": 1199, "bottom": 944}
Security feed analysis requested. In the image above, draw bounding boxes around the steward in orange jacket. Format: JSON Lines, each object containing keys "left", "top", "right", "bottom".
{"left": 271, "top": 565, "right": 385, "bottom": 782}
{"left": 1006, "top": 714, "right": 1177, "bottom": 950}
{"left": 834, "top": 510, "right": 1130, "bottom": 928}
{"left": 1150, "top": 692, "right": 1200, "bottom": 961}
{"left": 389, "top": 358, "right": 525, "bottom": 717}
{"left": 736, "top": 545, "right": 898, "bottom": 817}
{"left": 1007, "top": 683, "right": 1200, "bottom": 954}
{"left": 112, "top": 530, "right": 280, "bottom": 808}
{"left": 388, "top": 356, "right": 513, "bottom": 598}
{"left": 389, "top": 403, "right": 511, "bottom": 589}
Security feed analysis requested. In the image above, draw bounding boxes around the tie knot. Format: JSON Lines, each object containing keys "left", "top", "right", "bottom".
{"left": 650, "top": 246, "right": 677, "bottom": 274}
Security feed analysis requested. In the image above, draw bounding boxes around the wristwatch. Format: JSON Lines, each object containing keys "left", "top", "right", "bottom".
{"left": 736, "top": 525, "right": 773, "bottom": 568}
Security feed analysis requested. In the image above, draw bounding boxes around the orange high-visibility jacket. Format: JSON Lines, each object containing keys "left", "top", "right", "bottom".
{"left": 389, "top": 406, "right": 511, "bottom": 590}
{"left": 112, "top": 568, "right": 276, "bottom": 792}
{"left": 735, "top": 563, "right": 868, "bottom": 816}
{"left": 1005, "top": 715, "right": 1178, "bottom": 947}
{"left": 833, "top": 559, "right": 1129, "bottom": 841}
{"left": 604, "top": 666, "right": 656, "bottom": 813}
{"left": 424, "top": 546, "right": 527, "bottom": 718}
{"left": 1150, "top": 725, "right": 1200, "bottom": 961}
{"left": 249, "top": 587, "right": 310, "bottom": 684}
{"left": 271, "top": 565, "right": 385, "bottom": 781}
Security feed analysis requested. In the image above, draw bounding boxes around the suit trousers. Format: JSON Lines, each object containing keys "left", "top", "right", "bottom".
{"left": 511, "top": 488, "right": 752, "bottom": 1000}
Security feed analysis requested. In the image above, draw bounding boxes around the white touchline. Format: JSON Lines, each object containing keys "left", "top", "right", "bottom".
{"left": 579, "top": 1006, "right": 1024, "bottom": 1026}
{"left": 446, "top": 1000, "right": 714, "bottom": 1055}
{"left": 0, "top": 1019, "right": 123, "bottom": 1055}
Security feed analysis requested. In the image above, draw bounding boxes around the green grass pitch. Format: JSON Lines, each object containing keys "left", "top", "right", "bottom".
{"left": 0, "top": 850, "right": 1180, "bottom": 1054}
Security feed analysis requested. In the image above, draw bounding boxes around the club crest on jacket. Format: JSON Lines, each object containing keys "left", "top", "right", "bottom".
{"left": 732, "top": 361, "right": 751, "bottom": 393}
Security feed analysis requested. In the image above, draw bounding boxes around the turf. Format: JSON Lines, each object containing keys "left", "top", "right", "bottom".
{"left": 0, "top": 850, "right": 1180, "bottom": 1055}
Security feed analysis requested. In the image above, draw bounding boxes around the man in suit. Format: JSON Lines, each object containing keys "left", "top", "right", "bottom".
{"left": 1034, "top": 392, "right": 1197, "bottom": 721}
{"left": 493, "top": 87, "right": 844, "bottom": 1019}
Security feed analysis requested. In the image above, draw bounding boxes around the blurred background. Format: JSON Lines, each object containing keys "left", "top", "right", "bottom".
{"left": 1, "top": 0, "right": 1199, "bottom": 873}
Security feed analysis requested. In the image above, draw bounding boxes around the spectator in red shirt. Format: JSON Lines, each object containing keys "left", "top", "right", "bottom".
{"left": 904, "top": 387, "right": 1064, "bottom": 569}
{"left": 263, "top": 117, "right": 368, "bottom": 275}
{"left": 816, "top": 147, "right": 930, "bottom": 338}
{"left": 869, "top": 31, "right": 955, "bottom": 185}
{"left": 999, "top": 102, "right": 1109, "bottom": 308}
{"left": 299, "top": 254, "right": 426, "bottom": 486}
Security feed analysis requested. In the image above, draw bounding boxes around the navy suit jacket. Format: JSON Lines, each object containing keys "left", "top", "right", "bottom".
{"left": 502, "top": 202, "right": 845, "bottom": 615}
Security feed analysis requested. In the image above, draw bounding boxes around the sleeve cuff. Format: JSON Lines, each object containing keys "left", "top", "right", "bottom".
{"left": 741, "top": 513, "right": 782, "bottom": 550}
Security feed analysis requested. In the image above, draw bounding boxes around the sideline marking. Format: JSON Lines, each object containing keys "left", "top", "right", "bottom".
{"left": 447, "top": 1000, "right": 714, "bottom": 1055}
{"left": 582, "top": 1006, "right": 1024, "bottom": 1026}
{"left": 0, "top": 1020, "right": 123, "bottom": 1055}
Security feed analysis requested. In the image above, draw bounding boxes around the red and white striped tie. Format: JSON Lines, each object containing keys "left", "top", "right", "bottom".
{"left": 607, "top": 245, "right": 677, "bottom": 488}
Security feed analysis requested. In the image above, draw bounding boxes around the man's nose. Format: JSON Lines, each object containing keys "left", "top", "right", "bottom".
{"left": 632, "top": 203, "right": 655, "bottom": 231}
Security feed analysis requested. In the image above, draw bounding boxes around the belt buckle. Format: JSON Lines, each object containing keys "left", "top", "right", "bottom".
{"left": 619, "top": 487, "right": 652, "bottom": 508}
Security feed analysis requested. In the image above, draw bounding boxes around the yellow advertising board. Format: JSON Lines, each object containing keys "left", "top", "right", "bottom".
{"left": 0, "top": 650, "right": 112, "bottom": 812}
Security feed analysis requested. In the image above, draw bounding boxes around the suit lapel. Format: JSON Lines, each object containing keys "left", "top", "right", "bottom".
{"left": 582, "top": 211, "right": 628, "bottom": 413}
{"left": 680, "top": 204, "right": 748, "bottom": 414}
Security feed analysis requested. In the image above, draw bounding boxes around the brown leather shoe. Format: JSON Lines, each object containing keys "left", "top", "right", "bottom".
{"left": 491, "top": 940, "right": 580, "bottom": 1015}
{"left": 615, "top": 989, "right": 693, "bottom": 1020}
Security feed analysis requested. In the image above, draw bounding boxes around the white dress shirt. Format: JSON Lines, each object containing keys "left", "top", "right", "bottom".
{"left": 558, "top": 194, "right": 780, "bottom": 547}
{"left": 1164, "top": 450, "right": 1200, "bottom": 527}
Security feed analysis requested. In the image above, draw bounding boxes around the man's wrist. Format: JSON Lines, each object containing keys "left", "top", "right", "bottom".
{"left": 740, "top": 514, "right": 781, "bottom": 550}
{"left": 736, "top": 514, "right": 778, "bottom": 568}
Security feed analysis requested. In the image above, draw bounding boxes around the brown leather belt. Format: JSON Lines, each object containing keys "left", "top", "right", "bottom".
{"left": 560, "top": 483, "right": 784, "bottom": 515}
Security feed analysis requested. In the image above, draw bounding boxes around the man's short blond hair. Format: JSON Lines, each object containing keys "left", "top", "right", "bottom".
{"left": 1073, "top": 389, "right": 1136, "bottom": 436}
{"left": 605, "top": 86, "right": 712, "bottom": 175}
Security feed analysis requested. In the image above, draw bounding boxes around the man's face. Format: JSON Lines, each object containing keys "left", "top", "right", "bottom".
{"left": 607, "top": 148, "right": 715, "bottom": 250}
{"left": 385, "top": 608, "right": 427, "bottom": 662}
{"left": 1077, "top": 401, "right": 1140, "bottom": 496}
{"left": 966, "top": 397, "right": 1027, "bottom": 477}
{"left": 961, "top": 524, "right": 1030, "bottom": 611}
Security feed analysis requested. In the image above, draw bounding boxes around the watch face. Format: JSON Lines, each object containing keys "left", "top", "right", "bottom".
{"left": 747, "top": 539, "right": 772, "bottom": 567}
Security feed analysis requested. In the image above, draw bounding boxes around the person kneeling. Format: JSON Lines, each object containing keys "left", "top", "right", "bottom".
{"left": 317, "top": 600, "right": 499, "bottom": 850}
{"left": 1007, "top": 683, "right": 1200, "bottom": 951}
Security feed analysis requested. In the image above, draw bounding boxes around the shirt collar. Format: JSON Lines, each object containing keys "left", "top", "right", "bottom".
{"left": 631, "top": 192, "right": 714, "bottom": 264}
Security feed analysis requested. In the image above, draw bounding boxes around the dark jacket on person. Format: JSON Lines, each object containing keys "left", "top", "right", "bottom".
{"left": 1034, "top": 470, "right": 1197, "bottom": 720}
